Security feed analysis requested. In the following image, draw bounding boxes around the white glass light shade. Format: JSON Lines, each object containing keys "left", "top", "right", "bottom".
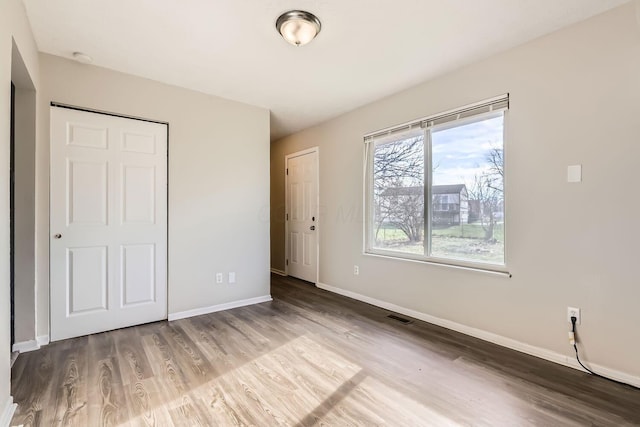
{"left": 276, "top": 11, "right": 321, "bottom": 47}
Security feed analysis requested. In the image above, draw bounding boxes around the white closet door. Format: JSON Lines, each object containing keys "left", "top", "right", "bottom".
{"left": 50, "top": 106, "right": 167, "bottom": 341}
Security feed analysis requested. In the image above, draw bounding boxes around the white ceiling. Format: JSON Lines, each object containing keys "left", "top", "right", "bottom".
{"left": 23, "top": 0, "right": 628, "bottom": 140}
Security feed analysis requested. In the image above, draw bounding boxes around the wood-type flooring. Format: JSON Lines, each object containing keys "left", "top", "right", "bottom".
{"left": 10, "top": 274, "right": 640, "bottom": 426}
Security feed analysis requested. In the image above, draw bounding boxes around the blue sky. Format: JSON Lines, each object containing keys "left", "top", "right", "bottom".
{"left": 431, "top": 114, "right": 503, "bottom": 188}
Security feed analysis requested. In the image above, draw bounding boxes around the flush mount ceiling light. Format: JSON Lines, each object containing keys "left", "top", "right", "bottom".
{"left": 276, "top": 10, "right": 321, "bottom": 47}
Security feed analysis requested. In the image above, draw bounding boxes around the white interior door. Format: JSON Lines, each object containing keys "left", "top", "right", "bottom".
{"left": 50, "top": 106, "right": 167, "bottom": 341}
{"left": 286, "top": 149, "right": 318, "bottom": 283}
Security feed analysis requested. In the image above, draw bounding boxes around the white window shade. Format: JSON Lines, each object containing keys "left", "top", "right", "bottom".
{"left": 365, "top": 123, "right": 424, "bottom": 146}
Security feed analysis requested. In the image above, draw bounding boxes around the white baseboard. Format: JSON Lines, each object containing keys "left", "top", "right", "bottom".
{"left": 11, "top": 334, "right": 49, "bottom": 354}
{"left": 12, "top": 339, "right": 39, "bottom": 353}
{"left": 168, "top": 295, "right": 273, "bottom": 321}
{"left": 0, "top": 396, "right": 16, "bottom": 427}
{"left": 316, "top": 282, "right": 640, "bottom": 388}
{"left": 270, "top": 268, "right": 287, "bottom": 276}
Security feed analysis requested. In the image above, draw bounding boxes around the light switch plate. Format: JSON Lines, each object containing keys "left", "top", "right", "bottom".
{"left": 567, "top": 165, "right": 582, "bottom": 183}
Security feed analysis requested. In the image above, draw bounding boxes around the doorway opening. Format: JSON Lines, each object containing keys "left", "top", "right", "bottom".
{"left": 10, "top": 39, "right": 37, "bottom": 358}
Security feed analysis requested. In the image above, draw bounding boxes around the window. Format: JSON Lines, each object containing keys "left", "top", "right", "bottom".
{"left": 365, "top": 95, "right": 508, "bottom": 269}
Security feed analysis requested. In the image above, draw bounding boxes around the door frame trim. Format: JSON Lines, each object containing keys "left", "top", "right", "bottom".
{"left": 49, "top": 104, "right": 170, "bottom": 340}
{"left": 50, "top": 102, "right": 169, "bottom": 125}
{"left": 284, "top": 147, "right": 320, "bottom": 283}
{"left": 10, "top": 82, "right": 15, "bottom": 347}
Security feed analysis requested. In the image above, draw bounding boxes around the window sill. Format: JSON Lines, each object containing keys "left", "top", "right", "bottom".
{"left": 363, "top": 250, "right": 512, "bottom": 278}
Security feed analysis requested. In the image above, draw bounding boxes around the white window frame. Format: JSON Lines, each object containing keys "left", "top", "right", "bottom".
{"left": 363, "top": 95, "right": 510, "bottom": 276}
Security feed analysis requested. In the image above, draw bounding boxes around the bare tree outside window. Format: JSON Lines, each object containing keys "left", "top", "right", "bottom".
{"left": 372, "top": 134, "right": 424, "bottom": 253}
{"left": 430, "top": 114, "right": 505, "bottom": 264}
{"left": 468, "top": 147, "right": 503, "bottom": 242}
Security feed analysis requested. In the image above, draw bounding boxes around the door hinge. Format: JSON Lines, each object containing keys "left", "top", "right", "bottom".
{"left": 286, "top": 213, "right": 289, "bottom": 221}
{"left": 286, "top": 168, "right": 288, "bottom": 175}
{"left": 286, "top": 259, "right": 289, "bottom": 266}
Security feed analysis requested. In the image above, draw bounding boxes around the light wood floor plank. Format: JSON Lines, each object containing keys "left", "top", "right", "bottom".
{"left": 11, "top": 274, "right": 640, "bottom": 426}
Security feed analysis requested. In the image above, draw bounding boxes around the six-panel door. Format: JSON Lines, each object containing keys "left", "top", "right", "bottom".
{"left": 287, "top": 150, "right": 318, "bottom": 283}
{"left": 50, "top": 106, "right": 167, "bottom": 341}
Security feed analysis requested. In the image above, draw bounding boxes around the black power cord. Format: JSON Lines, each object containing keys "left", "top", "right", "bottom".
{"left": 570, "top": 316, "right": 637, "bottom": 389}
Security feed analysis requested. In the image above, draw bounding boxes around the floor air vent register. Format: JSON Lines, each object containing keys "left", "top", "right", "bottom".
{"left": 387, "top": 314, "right": 413, "bottom": 324}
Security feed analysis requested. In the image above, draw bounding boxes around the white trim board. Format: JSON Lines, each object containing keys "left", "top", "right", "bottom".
{"left": 168, "top": 295, "right": 272, "bottom": 321}
{"left": 316, "top": 282, "right": 640, "bottom": 389}
{"left": 37, "top": 334, "right": 50, "bottom": 347}
{"left": 12, "top": 339, "right": 39, "bottom": 353}
{"left": 0, "top": 396, "right": 16, "bottom": 427}
{"left": 11, "top": 335, "right": 50, "bottom": 353}
{"left": 270, "top": 268, "right": 287, "bottom": 276}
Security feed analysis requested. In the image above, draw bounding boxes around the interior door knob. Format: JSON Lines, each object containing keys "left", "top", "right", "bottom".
{"left": 310, "top": 226, "right": 316, "bottom": 231}
{"left": 54, "top": 234, "right": 62, "bottom": 239}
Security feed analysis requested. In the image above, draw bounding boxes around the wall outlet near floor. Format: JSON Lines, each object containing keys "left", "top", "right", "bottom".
{"left": 228, "top": 272, "right": 236, "bottom": 284}
{"left": 216, "top": 273, "right": 223, "bottom": 284}
{"left": 567, "top": 307, "right": 581, "bottom": 325}
{"left": 354, "top": 265, "right": 359, "bottom": 275}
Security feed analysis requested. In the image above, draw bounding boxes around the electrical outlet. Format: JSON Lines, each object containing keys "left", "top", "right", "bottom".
{"left": 216, "top": 273, "right": 223, "bottom": 284}
{"left": 228, "top": 272, "right": 236, "bottom": 284}
{"left": 354, "top": 265, "right": 359, "bottom": 275}
{"left": 567, "top": 307, "right": 581, "bottom": 325}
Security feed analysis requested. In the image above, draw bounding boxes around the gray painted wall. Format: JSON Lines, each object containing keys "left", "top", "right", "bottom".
{"left": 271, "top": 4, "right": 640, "bottom": 380}
{"left": 13, "top": 87, "right": 36, "bottom": 343}
{"left": 36, "top": 53, "right": 271, "bottom": 336}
